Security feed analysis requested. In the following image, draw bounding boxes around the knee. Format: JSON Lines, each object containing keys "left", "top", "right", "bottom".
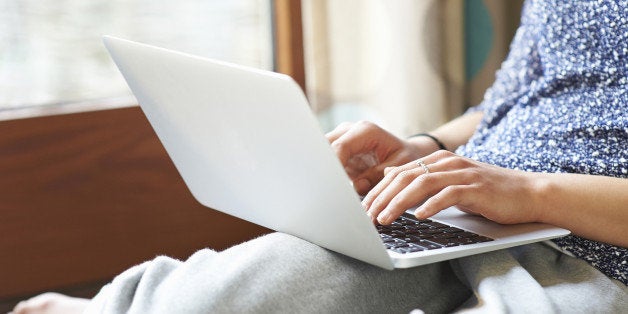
{"left": 246, "top": 232, "right": 326, "bottom": 258}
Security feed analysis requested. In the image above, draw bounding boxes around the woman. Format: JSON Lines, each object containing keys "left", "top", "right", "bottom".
{"left": 13, "top": 0, "right": 627, "bottom": 313}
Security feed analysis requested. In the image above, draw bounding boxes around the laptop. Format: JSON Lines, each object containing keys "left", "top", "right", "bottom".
{"left": 103, "top": 36, "right": 570, "bottom": 270}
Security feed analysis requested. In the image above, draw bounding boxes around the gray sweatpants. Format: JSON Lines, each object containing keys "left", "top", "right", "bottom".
{"left": 85, "top": 233, "right": 627, "bottom": 313}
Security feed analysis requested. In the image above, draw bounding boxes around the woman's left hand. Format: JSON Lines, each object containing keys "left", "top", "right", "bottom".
{"left": 362, "top": 150, "right": 542, "bottom": 225}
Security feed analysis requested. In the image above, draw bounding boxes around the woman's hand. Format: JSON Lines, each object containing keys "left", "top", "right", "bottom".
{"left": 325, "top": 121, "right": 440, "bottom": 195}
{"left": 362, "top": 150, "right": 542, "bottom": 225}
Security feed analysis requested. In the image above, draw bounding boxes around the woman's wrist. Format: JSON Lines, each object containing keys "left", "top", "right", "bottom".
{"left": 524, "top": 172, "right": 556, "bottom": 224}
{"left": 408, "top": 133, "right": 448, "bottom": 151}
{"left": 424, "top": 111, "right": 484, "bottom": 152}
{"left": 406, "top": 135, "right": 442, "bottom": 156}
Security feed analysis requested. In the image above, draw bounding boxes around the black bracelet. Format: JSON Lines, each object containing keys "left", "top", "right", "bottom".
{"left": 408, "top": 133, "right": 448, "bottom": 151}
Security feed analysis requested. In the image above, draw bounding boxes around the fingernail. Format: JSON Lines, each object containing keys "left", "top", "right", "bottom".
{"left": 361, "top": 197, "right": 370, "bottom": 210}
{"left": 377, "top": 210, "right": 390, "bottom": 224}
{"left": 414, "top": 207, "right": 427, "bottom": 219}
{"left": 356, "top": 179, "right": 370, "bottom": 192}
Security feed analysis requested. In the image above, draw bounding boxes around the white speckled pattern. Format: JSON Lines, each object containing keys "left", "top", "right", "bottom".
{"left": 456, "top": 0, "right": 627, "bottom": 284}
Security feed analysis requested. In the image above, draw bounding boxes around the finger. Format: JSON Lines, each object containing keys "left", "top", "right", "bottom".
{"left": 354, "top": 140, "right": 430, "bottom": 195}
{"left": 414, "top": 185, "right": 473, "bottom": 219}
{"left": 352, "top": 155, "right": 414, "bottom": 195}
{"left": 352, "top": 178, "right": 373, "bottom": 196}
{"left": 329, "top": 121, "right": 383, "bottom": 166}
{"left": 421, "top": 150, "right": 483, "bottom": 173}
{"left": 325, "top": 121, "right": 353, "bottom": 143}
{"left": 376, "top": 170, "right": 473, "bottom": 224}
{"left": 362, "top": 151, "right": 470, "bottom": 211}
{"left": 419, "top": 149, "right": 457, "bottom": 165}
{"left": 383, "top": 166, "right": 395, "bottom": 176}
{"left": 363, "top": 156, "right": 443, "bottom": 209}
{"left": 361, "top": 161, "right": 423, "bottom": 210}
{"left": 366, "top": 167, "right": 424, "bottom": 222}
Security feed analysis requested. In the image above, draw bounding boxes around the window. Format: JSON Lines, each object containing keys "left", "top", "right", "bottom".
{"left": 0, "top": 0, "right": 273, "bottom": 110}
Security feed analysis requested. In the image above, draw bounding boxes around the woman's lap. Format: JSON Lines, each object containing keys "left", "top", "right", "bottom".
{"left": 85, "top": 233, "right": 470, "bottom": 313}
{"left": 85, "top": 233, "right": 627, "bottom": 314}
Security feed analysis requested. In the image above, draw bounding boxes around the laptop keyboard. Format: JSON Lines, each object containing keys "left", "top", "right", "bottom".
{"left": 376, "top": 213, "right": 494, "bottom": 254}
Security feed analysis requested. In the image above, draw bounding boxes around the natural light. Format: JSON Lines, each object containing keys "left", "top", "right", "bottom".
{"left": 0, "top": 0, "right": 273, "bottom": 109}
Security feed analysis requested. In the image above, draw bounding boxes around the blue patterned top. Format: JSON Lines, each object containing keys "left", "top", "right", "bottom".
{"left": 456, "top": 0, "right": 628, "bottom": 285}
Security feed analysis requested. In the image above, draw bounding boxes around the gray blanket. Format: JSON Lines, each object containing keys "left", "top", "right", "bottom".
{"left": 84, "top": 233, "right": 627, "bottom": 313}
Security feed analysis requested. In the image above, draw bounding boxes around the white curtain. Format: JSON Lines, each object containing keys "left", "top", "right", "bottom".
{"left": 302, "top": 0, "right": 466, "bottom": 136}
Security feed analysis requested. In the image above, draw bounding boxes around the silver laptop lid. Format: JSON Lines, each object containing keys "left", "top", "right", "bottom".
{"left": 103, "top": 36, "right": 394, "bottom": 269}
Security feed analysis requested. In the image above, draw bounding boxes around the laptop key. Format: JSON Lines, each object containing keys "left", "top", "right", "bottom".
{"left": 392, "top": 247, "right": 414, "bottom": 254}
{"left": 431, "top": 232, "right": 457, "bottom": 239}
{"left": 418, "top": 240, "right": 444, "bottom": 249}
{"left": 420, "top": 229, "right": 445, "bottom": 235}
{"left": 405, "top": 244, "right": 426, "bottom": 252}
{"left": 453, "top": 237, "right": 477, "bottom": 245}
{"left": 428, "top": 221, "right": 450, "bottom": 229}
{"left": 413, "top": 224, "right": 432, "bottom": 230}
{"left": 405, "top": 235, "right": 424, "bottom": 243}
{"left": 429, "top": 238, "right": 461, "bottom": 247}
{"left": 442, "top": 227, "right": 464, "bottom": 233}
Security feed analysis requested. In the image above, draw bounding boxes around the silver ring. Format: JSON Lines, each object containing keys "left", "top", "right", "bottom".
{"left": 415, "top": 159, "right": 430, "bottom": 174}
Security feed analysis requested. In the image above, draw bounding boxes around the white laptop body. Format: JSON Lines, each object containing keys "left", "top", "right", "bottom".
{"left": 103, "top": 36, "right": 570, "bottom": 270}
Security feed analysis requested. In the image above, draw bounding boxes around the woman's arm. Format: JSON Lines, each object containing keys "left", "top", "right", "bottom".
{"left": 534, "top": 173, "right": 628, "bottom": 247}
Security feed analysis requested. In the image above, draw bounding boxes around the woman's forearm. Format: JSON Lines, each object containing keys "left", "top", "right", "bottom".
{"left": 532, "top": 172, "right": 628, "bottom": 247}
{"left": 409, "top": 111, "right": 484, "bottom": 152}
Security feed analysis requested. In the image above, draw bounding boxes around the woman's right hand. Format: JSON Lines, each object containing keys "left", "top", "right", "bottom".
{"left": 325, "top": 121, "right": 441, "bottom": 195}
